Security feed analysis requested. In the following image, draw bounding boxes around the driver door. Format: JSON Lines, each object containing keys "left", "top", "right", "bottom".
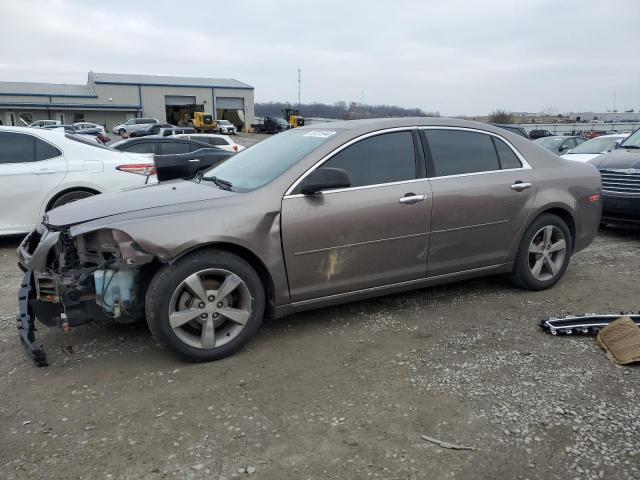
{"left": 281, "top": 129, "right": 432, "bottom": 302}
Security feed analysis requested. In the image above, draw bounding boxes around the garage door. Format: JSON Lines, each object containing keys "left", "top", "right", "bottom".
{"left": 165, "top": 95, "right": 196, "bottom": 106}
{"left": 216, "top": 97, "right": 244, "bottom": 109}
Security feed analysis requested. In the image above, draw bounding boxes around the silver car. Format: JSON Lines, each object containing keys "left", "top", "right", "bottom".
{"left": 112, "top": 117, "right": 159, "bottom": 135}
{"left": 17, "top": 118, "right": 601, "bottom": 364}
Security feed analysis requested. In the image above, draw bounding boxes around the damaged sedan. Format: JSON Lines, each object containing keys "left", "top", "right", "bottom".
{"left": 17, "top": 118, "right": 602, "bottom": 365}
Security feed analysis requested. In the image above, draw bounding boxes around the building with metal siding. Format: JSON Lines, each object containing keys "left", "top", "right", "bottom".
{"left": 0, "top": 72, "right": 254, "bottom": 132}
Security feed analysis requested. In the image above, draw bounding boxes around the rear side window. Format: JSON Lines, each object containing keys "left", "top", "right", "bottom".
{"left": 492, "top": 137, "right": 522, "bottom": 169}
{"left": 204, "top": 137, "right": 228, "bottom": 146}
{"left": 122, "top": 142, "right": 156, "bottom": 154}
{"left": 424, "top": 130, "right": 500, "bottom": 177}
{"left": 322, "top": 131, "right": 416, "bottom": 188}
{"left": 160, "top": 141, "right": 190, "bottom": 155}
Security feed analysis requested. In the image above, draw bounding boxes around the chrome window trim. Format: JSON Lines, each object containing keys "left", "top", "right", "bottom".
{"left": 418, "top": 126, "right": 532, "bottom": 180}
{"left": 283, "top": 126, "right": 419, "bottom": 197}
{"left": 284, "top": 177, "right": 429, "bottom": 199}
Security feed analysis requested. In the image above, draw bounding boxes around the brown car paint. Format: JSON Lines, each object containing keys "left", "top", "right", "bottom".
{"left": 33, "top": 117, "right": 601, "bottom": 317}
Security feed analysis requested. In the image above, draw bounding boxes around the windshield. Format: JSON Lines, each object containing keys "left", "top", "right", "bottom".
{"left": 201, "top": 128, "right": 339, "bottom": 192}
{"left": 569, "top": 136, "right": 623, "bottom": 154}
{"left": 620, "top": 129, "right": 640, "bottom": 148}
{"left": 535, "top": 137, "right": 563, "bottom": 148}
{"left": 219, "top": 120, "right": 232, "bottom": 125}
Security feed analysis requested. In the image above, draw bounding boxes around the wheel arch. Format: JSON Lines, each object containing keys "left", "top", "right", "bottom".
{"left": 171, "top": 242, "right": 276, "bottom": 318}
{"left": 45, "top": 186, "right": 101, "bottom": 212}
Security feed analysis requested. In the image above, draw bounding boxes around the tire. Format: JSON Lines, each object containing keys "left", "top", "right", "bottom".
{"left": 48, "top": 190, "right": 95, "bottom": 210}
{"left": 509, "top": 214, "right": 573, "bottom": 291}
{"left": 118, "top": 128, "right": 126, "bottom": 135}
{"left": 145, "top": 249, "right": 265, "bottom": 362}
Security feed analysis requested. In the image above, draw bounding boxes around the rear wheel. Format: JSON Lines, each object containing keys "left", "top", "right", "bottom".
{"left": 510, "top": 214, "right": 572, "bottom": 290}
{"left": 49, "top": 190, "right": 94, "bottom": 210}
{"left": 146, "top": 250, "right": 265, "bottom": 362}
{"left": 118, "top": 128, "right": 126, "bottom": 135}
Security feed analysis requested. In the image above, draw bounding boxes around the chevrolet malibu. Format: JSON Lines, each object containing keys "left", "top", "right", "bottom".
{"left": 17, "top": 118, "right": 602, "bottom": 364}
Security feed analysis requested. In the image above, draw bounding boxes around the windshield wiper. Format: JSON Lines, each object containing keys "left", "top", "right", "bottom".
{"left": 620, "top": 144, "right": 640, "bottom": 149}
{"left": 199, "top": 174, "right": 233, "bottom": 190}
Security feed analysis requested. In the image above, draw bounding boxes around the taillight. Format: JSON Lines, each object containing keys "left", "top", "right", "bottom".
{"left": 232, "top": 145, "right": 238, "bottom": 152}
{"left": 116, "top": 164, "right": 157, "bottom": 176}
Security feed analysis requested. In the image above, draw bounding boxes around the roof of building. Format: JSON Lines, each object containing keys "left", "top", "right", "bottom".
{"left": 0, "top": 81, "right": 97, "bottom": 97}
{"left": 90, "top": 72, "right": 253, "bottom": 89}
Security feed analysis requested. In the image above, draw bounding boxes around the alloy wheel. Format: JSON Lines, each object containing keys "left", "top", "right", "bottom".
{"left": 168, "top": 268, "right": 252, "bottom": 349}
{"left": 527, "top": 225, "right": 567, "bottom": 281}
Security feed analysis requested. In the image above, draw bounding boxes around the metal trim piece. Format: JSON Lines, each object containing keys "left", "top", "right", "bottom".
{"left": 293, "top": 231, "right": 429, "bottom": 256}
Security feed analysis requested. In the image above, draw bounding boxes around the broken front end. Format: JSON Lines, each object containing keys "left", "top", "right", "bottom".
{"left": 17, "top": 223, "right": 157, "bottom": 365}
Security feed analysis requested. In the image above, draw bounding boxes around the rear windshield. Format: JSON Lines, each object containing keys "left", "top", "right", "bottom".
{"left": 535, "top": 137, "right": 563, "bottom": 148}
{"left": 202, "top": 129, "right": 339, "bottom": 192}
{"left": 64, "top": 133, "right": 116, "bottom": 151}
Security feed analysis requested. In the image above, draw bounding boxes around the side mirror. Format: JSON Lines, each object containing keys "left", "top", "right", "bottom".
{"left": 300, "top": 167, "right": 351, "bottom": 195}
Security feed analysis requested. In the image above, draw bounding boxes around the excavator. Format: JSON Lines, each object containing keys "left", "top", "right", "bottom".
{"left": 283, "top": 108, "right": 305, "bottom": 128}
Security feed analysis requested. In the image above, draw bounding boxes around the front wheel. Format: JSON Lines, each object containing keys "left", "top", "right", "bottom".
{"left": 510, "top": 214, "right": 572, "bottom": 290}
{"left": 146, "top": 250, "right": 265, "bottom": 362}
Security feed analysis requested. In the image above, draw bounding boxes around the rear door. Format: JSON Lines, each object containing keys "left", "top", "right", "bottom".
{"left": 422, "top": 127, "right": 538, "bottom": 276}
{"left": 281, "top": 129, "right": 432, "bottom": 302}
{"left": 0, "top": 131, "right": 67, "bottom": 233}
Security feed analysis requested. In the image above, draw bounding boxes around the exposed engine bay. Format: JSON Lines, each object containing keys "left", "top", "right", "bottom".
{"left": 18, "top": 223, "right": 157, "bottom": 333}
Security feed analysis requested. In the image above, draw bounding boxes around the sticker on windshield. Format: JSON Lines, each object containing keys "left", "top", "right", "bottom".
{"left": 303, "top": 130, "right": 337, "bottom": 138}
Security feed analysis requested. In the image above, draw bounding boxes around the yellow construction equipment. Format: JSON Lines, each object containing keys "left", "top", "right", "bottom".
{"left": 186, "top": 112, "right": 218, "bottom": 133}
{"left": 283, "top": 108, "right": 305, "bottom": 128}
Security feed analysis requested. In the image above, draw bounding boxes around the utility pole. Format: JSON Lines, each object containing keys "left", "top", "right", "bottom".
{"left": 297, "top": 68, "right": 301, "bottom": 108}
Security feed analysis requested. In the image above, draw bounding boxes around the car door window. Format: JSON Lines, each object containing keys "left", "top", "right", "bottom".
{"left": 123, "top": 142, "right": 156, "bottom": 154}
{"left": 160, "top": 141, "right": 190, "bottom": 155}
{"left": 0, "top": 132, "right": 36, "bottom": 164}
{"left": 423, "top": 129, "right": 500, "bottom": 177}
{"left": 321, "top": 131, "right": 416, "bottom": 188}
{"left": 492, "top": 137, "right": 522, "bottom": 169}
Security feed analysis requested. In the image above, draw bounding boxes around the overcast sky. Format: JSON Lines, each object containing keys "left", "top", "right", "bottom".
{"left": 1, "top": 0, "right": 639, "bottom": 115}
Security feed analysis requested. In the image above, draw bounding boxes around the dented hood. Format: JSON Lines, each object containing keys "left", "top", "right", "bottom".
{"left": 46, "top": 180, "right": 237, "bottom": 227}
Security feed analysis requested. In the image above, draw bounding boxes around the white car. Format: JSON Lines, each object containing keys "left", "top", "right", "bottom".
{"left": 561, "top": 134, "right": 629, "bottom": 163}
{"left": 176, "top": 133, "right": 245, "bottom": 153}
{"left": 73, "top": 122, "right": 106, "bottom": 134}
{"left": 112, "top": 118, "right": 159, "bottom": 135}
{"left": 28, "top": 120, "right": 61, "bottom": 128}
{"left": 0, "top": 126, "right": 157, "bottom": 235}
{"left": 215, "top": 119, "right": 237, "bottom": 135}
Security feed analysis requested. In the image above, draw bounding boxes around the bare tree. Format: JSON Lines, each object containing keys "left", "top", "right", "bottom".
{"left": 488, "top": 110, "right": 514, "bottom": 124}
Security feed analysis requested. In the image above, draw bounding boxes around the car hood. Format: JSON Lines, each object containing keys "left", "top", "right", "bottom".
{"left": 46, "top": 179, "right": 236, "bottom": 227}
{"left": 590, "top": 147, "right": 640, "bottom": 169}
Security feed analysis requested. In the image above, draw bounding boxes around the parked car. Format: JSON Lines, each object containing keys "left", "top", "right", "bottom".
{"left": 489, "top": 123, "right": 530, "bottom": 139}
{"left": 528, "top": 129, "right": 554, "bottom": 140}
{"left": 534, "top": 136, "right": 587, "bottom": 155}
{"left": 0, "top": 126, "right": 157, "bottom": 235}
{"left": 177, "top": 133, "right": 245, "bottom": 153}
{"left": 158, "top": 127, "right": 197, "bottom": 137}
{"left": 590, "top": 128, "right": 640, "bottom": 225}
{"left": 73, "top": 122, "right": 106, "bottom": 135}
{"left": 561, "top": 134, "right": 628, "bottom": 163}
{"left": 129, "top": 123, "right": 174, "bottom": 138}
{"left": 112, "top": 118, "right": 159, "bottom": 135}
{"left": 42, "top": 125, "right": 110, "bottom": 145}
{"left": 252, "top": 116, "right": 290, "bottom": 134}
{"left": 215, "top": 119, "right": 237, "bottom": 135}
{"left": 585, "top": 130, "right": 609, "bottom": 139}
{"left": 17, "top": 118, "right": 601, "bottom": 363}
{"left": 111, "top": 136, "right": 227, "bottom": 156}
{"left": 28, "top": 120, "right": 61, "bottom": 128}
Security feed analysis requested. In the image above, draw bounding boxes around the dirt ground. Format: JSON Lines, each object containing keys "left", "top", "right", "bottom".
{"left": 0, "top": 138, "right": 638, "bottom": 479}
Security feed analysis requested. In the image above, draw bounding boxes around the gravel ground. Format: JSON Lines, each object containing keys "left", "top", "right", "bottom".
{"left": 0, "top": 146, "right": 638, "bottom": 479}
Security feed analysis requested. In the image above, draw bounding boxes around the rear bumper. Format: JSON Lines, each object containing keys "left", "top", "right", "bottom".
{"left": 602, "top": 194, "right": 640, "bottom": 224}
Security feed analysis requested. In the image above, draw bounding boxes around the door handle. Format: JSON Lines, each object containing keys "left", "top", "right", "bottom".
{"left": 31, "top": 168, "right": 57, "bottom": 175}
{"left": 511, "top": 182, "right": 532, "bottom": 192}
{"left": 399, "top": 194, "right": 427, "bottom": 204}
